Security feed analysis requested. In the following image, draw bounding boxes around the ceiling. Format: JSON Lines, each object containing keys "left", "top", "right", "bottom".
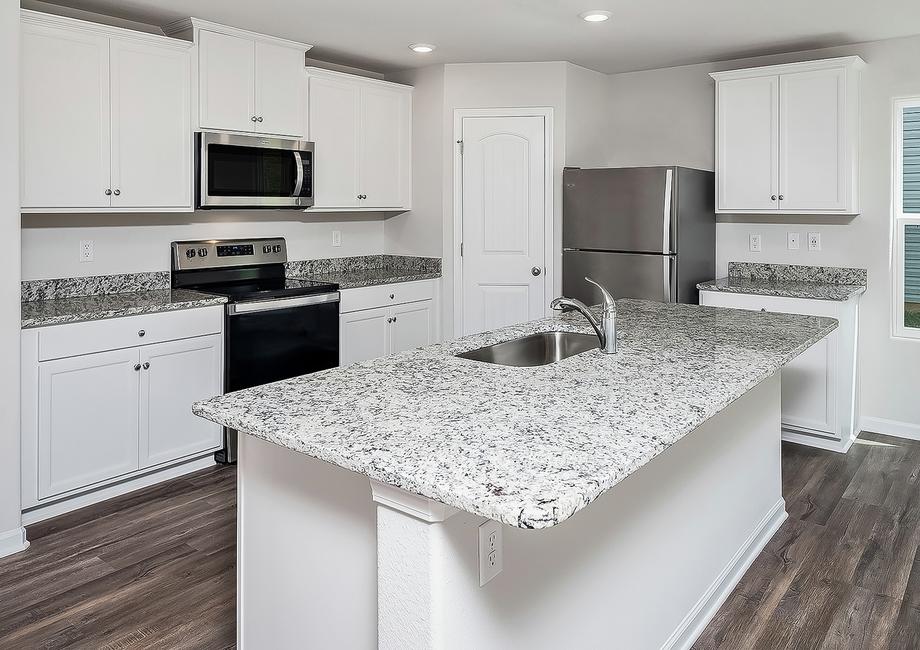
{"left": 34, "top": 0, "right": 920, "bottom": 74}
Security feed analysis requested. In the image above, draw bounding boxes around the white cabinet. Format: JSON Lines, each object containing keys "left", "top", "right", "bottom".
{"left": 306, "top": 68, "right": 412, "bottom": 211}
{"left": 699, "top": 290, "right": 860, "bottom": 453}
{"left": 20, "top": 10, "right": 192, "bottom": 213}
{"left": 339, "top": 281, "right": 438, "bottom": 366}
{"left": 168, "top": 18, "right": 310, "bottom": 138}
{"left": 711, "top": 56, "right": 864, "bottom": 215}
{"left": 21, "top": 307, "right": 224, "bottom": 514}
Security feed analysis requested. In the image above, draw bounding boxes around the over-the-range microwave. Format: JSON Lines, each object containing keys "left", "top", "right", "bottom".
{"left": 196, "top": 132, "right": 314, "bottom": 209}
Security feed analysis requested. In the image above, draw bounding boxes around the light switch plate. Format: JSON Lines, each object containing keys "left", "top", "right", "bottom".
{"left": 808, "top": 232, "right": 822, "bottom": 252}
{"left": 787, "top": 232, "right": 800, "bottom": 250}
{"left": 749, "top": 234, "right": 762, "bottom": 253}
{"left": 479, "top": 519, "right": 503, "bottom": 586}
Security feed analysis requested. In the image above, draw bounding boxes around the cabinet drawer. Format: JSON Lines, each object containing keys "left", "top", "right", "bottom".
{"left": 699, "top": 290, "right": 841, "bottom": 319}
{"left": 340, "top": 280, "right": 436, "bottom": 314}
{"left": 39, "top": 306, "right": 224, "bottom": 361}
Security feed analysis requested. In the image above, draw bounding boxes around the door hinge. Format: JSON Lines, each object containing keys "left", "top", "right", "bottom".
{"left": 457, "top": 139, "right": 464, "bottom": 155}
{"left": 460, "top": 242, "right": 464, "bottom": 257}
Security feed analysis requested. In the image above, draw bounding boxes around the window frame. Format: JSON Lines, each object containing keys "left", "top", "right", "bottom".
{"left": 892, "top": 97, "right": 920, "bottom": 340}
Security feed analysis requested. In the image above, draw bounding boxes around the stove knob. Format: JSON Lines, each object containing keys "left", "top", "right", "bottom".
{"left": 198, "top": 248, "right": 208, "bottom": 257}
{"left": 185, "top": 249, "right": 196, "bottom": 259}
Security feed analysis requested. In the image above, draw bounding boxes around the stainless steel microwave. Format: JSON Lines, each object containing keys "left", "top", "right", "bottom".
{"left": 196, "top": 132, "right": 314, "bottom": 209}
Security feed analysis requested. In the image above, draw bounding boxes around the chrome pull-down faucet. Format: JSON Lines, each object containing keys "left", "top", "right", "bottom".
{"left": 550, "top": 277, "right": 617, "bottom": 354}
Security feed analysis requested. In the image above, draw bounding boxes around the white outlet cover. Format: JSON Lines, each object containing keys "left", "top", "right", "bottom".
{"left": 332, "top": 230, "right": 342, "bottom": 247}
{"left": 787, "top": 232, "right": 800, "bottom": 250}
{"left": 79, "top": 240, "right": 95, "bottom": 263}
{"left": 479, "top": 519, "right": 503, "bottom": 586}
{"left": 807, "top": 232, "right": 822, "bottom": 251}
{"left": 749, "top": 234, "right": 762, "bottom": 253}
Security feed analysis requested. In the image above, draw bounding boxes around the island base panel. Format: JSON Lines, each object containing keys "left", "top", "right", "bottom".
{"left": 238, "top": 373, "right": 784, "bottom": 649}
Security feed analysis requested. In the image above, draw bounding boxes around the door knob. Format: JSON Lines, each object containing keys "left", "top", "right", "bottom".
{"left": 531, "top": 266, "right": 542, "bottom": 276}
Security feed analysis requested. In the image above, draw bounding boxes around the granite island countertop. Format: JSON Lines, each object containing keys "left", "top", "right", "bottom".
{"left": 21, "top": 289, "right": 227, "bottom": 329}
{"left": 697, "top": 262, "right": 867, "bottom": 302}
{"left": 193, "top": 299, "right": 836, "bottom": 530}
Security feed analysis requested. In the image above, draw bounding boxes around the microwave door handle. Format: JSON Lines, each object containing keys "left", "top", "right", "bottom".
{"left": 293, "top": 151, "right": 304, "bottom": 197}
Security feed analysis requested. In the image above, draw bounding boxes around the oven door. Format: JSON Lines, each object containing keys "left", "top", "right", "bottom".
{"left": 198, "top": 132, "right": 314, "bottom": 209}
{"left": 225, "top": 292, "right": 339, "bottom": 392}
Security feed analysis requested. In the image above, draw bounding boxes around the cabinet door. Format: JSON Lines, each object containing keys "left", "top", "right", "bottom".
{"left": 38, "top": 348, "right": 140, "bottom": 499}
{"left": 254, "top": 41, "right": 304, "bottom": 137}
{"left": 340, "top": 307, "right": 390, "bottom": 366}
{"left": 716, "top": 76, "right": 779, "bottom": 212}
{"left": 110, "top": 39, "right": 191, "bottom": 210}
{"left": 198, "top": 30, "right": 255, "bottom": 133}
{"left": 20, "top": 22, "right": 111, "bottom": 210}
{"left": 139, "top": 335, "right": 223, "bottom": 468}
{"left": 359, "top": 85, "right": 411, "bottom": 208}
{"left": 390, "top": 300, "right": 433, "bottom": 355}
{"left": 308, "top": 76, "right": 360, "bottom": 207}
{"left": 779, "top": 67, "right": 847, "bottom": 211}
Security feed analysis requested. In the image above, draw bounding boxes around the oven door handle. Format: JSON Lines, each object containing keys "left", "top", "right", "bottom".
{"left": 227, "top": 292, "right": 340, "bottom": 315}
{"left": 293, "top": 151, "right": 304, "bottom": 197}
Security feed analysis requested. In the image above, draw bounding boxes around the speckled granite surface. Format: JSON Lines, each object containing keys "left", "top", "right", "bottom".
{"left": 21, "top": 272, "right": 170, "bottom": 302}
{"left": 21, "top": 289, "right": 226, "bottom": 329}
{"left": 286, "top": 255, "right": 441, "bottom": 289}
{"left": 193, "top": 299, "right": 836, "bottom": 530}
{"left": 698, "top": 262, "right": 867, "bottom": 301}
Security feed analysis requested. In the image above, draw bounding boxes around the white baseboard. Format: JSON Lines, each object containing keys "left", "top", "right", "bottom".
{"left": 0, "top": 526, "right": 29, "bottom": 559}
{"left": 664, "top": 499, "right": 788, "bottom": 650}
{"left": 782, "top": 428, "right": 855, "bottom": 454}
{"left": 859, "top": 416, "right": 920, "bottom": 441}
{"left": 22, "top": 454, "right": 217, "bottom": 525}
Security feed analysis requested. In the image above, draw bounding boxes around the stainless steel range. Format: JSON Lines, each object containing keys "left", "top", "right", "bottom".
{"left": 171, "top": 237, "right": 339, "bottom": 463}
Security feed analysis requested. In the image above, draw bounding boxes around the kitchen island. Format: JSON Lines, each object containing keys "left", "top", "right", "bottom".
{"left": 193, "top": 299, "right": 836, "bottom": 649}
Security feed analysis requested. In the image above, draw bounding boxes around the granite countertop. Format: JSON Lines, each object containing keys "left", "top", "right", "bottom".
{"left": 21, "top": 289, "right": 227, "bottom": 329}
{"left": 193, "top": 299, "right": 836, "bottom": 530}
{"left": 697, "top": 262, "right": 867, "bottom": 302}
{"left": 293, "top": 267, "right": 441, "bottom": 290}
{"left": 697, "top": 277, "right": 866, "bottom": 301}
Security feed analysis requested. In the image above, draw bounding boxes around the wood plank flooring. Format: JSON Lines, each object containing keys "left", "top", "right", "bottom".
{"left": 1, "top": 432, "right": 918, "bottom": 648}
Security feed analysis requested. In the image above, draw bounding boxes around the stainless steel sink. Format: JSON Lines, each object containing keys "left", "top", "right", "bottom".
{"left": 455, "top": 331, "right": 599, "bottom": 367}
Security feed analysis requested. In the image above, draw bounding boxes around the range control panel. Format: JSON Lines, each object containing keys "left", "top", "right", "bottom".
{"left": 171, "top": 238, "right": 287, "bottom": 271}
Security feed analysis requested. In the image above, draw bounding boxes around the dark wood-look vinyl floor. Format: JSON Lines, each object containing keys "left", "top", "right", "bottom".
{"left": 1, "top": 432, "right": 919, "bottom": 648}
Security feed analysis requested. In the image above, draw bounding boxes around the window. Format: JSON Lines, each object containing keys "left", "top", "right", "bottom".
{"left": 894, "top": 98, "right": 920, "bottom": 338}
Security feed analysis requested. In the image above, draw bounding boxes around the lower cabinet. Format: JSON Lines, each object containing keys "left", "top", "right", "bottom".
{"left": 339, "top": 281, "right": 438, "bottom": 366}
{"left": 699, "top": 290, "right": 860, "bottom": 452}
{"left": 22, "top": 307, "right": 224, "bottom": 513}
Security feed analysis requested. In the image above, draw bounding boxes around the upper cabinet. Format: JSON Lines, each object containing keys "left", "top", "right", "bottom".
{"left": 21, "top": 10, "right": 192, "bottom": 213}
{"left": 711, "top": 56, "right": 864, "bottom": 215}
{"left": 306, "top": 68, "right": 412, "bottom": 211}
{"left": 166, "top": 19, "right": 311, "bottom": 138}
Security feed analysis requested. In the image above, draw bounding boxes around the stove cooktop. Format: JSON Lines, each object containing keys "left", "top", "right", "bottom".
{"left": 192, "top": 277, "right": 338, "bottom": 304}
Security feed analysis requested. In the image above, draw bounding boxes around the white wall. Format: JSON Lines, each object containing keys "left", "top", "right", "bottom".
{"left": 21, "top": 212, "right": 385, "bottom": 280}
{"left": 384, "top": 65, "right": 445, "bottom": 258}
{"left": 1, "top": 1, "right": 27, "bottom": 557}
{"left": 605, "top": 35, "right": 920, "bottom": 433}
{"left": 564, "top": 63, "right": 610, "bottom": 169}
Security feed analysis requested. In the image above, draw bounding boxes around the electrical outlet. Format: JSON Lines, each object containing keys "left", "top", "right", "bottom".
{"left": 79, "top": 240, "right": 95, "bottom": 263}
{"left": 787, "top": 232, "right": 800, "bottom": 251}
{"left": 331, "top": 230, "right": 342, "bottom": 247}
{"left": 749, "top": 233, "right": 762, "bottom": 253}
{"left": 807, "top": 232, "right": 822, "bottom": 252}
{"left": 479, "top": 519, "right": 503, "bottom": 586}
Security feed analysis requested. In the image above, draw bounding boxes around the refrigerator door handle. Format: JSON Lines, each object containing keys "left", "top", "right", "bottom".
{"left": 662, "top": 168, "right": 673, "bottom": 255}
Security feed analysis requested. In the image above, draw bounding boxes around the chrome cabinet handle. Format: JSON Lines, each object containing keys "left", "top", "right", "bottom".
{"left": 113, "top": 189, "right": 120, "bottom": 196}
{"left": 138, "top": 329, "right": 146, "bottom": 337}
{"left": 357, "top": 194, "right": 367, "bottom": 200}
{"left": 134, "top": 363, "right": 141, "bottom": 371}
{"left": 778, "top": 195, "right": 784, "bottom": 201}
{"left": 256, "top": 116, "right": 263, "bottom": 122}
{"left": 105, "top": 189, "right": 112, "bottom": 196}
{"left": 393, "top": 316, "right": 397, "bottom": 323}
{"left": 389, "top": 293, "right": 395, "bottom": 299}
{"left": 531, "top": 266, "right": 542, "bottom": 276}
{"left": 143, "top": 361, "right": 150, "bottom": 370}
{"left": 770, "top": 195, "right": 777, "bottom": 201}
{"left": 251, "top": 116, "right": 257, "bottom": 122}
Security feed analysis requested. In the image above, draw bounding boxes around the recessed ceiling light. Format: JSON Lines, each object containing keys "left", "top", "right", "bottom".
{"left": 579, "top": 10, "right": 612, "bottom": 22}
{"left": 409, "top": 43, "right": 436, "bottom": 53}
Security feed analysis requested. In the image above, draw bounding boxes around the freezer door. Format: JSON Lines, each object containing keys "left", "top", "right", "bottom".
{"left": 563, "top": 167, "right": 676, "bottom": 254}
{"left": 563, "top": 250, "right": 677, "bottom": 304}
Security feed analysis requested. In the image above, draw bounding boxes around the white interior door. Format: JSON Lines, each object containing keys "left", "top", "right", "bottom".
{"left": 460, "top": 115, "right": 547, "bottom": 336}
{"left": 20, "top": 22, "right": 111, "bottom": 209}
{"left": 779, "top": 67, "right": 847, "bottom": 211}
{"left": 254, "top": 41, "right": 304, "bottom": 137}
{"left": 308, "top": 76, "right": 360, "bottom": 207}
{"left": 716, "top": 75, "right": 779, "bottom": 211}
{"left": 198, "top": 29, "right": 255, "bottom": 133}
{"left": 109, "top": 38, "right": 191, "bottom": 209}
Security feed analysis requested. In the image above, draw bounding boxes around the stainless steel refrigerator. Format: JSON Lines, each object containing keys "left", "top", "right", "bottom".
{"left": 563, "top": 166, "right": 715, "bottom": 306}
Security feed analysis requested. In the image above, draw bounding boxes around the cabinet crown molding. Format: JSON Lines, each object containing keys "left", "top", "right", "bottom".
{"left": 709, "top": 55, "right": 866, "bottom": 82}
{"left": 163, "top": 16, "right": 313, "bottom": 52}
{"left": 305, "top": 66, "right": 413, "bottom": 92}
{"left": 21, "top": 8, "right": 192, "bottom": 50}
